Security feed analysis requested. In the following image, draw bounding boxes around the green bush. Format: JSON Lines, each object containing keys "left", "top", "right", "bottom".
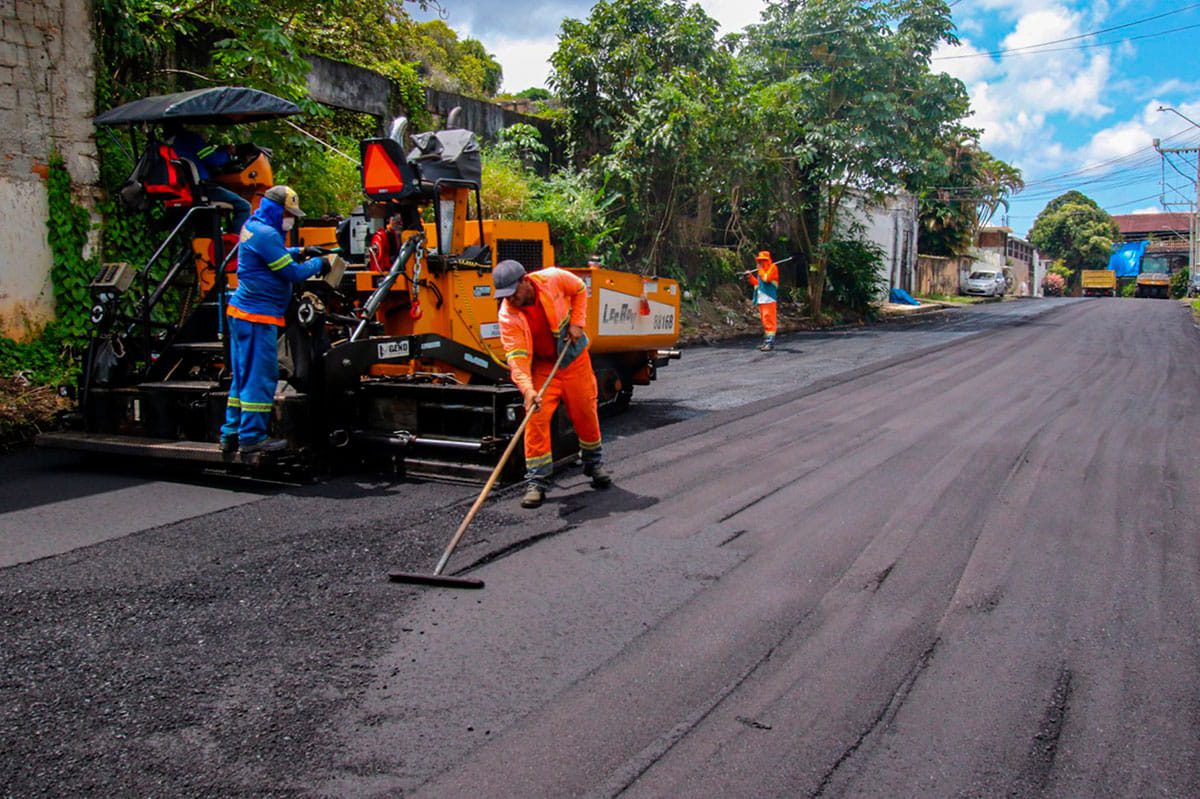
{"left": 525, "top": 169, "right": 621, "bottom": 267}
{"left": 480, "top": 150, "right": 533, "bottom": 220}
{"left": 823, "top": 239, "right": 886, "bottom": 316}
{"left": 0, "top": 322, "right": 76, "bottom": 384}
{"left": 1170, "top": 268, "right": 1188, "bottom": 299}
{"left": 1120, "top": 280, "right": 1136, "bottom": 298}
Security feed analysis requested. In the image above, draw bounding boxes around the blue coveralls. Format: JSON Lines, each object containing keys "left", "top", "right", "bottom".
{"left": 170, "top": 129, "right": 251, "bottom": 230}
{"left": 220, "top": 198, "right": 324, "bottom": 447}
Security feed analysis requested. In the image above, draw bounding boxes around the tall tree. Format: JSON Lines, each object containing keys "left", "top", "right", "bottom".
{"left": 549, "top": 0, "right": 738, "bottom": 270}
{"left": 919, "top": 140, "right": 1023, "bottom": 257}
{"left": 737, "top": 0, "right": 971, "bottom": 318}
{"left": 1028, "top": 190, "right": 1119, "bottom": 279}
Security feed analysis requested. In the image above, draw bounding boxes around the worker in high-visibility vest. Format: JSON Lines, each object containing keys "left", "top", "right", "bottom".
{"left": 748, "top": 250, "right": 779, "bottom": 352}
{"left": 494, "top": 259, "right": 612, "bottom": 508}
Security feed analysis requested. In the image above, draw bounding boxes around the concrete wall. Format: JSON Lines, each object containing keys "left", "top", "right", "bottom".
{"left": 845, "top": 192, "right": 919, "bottom": 298}
{"left": 0, "top": 0, "right": 97, "bottom": 341}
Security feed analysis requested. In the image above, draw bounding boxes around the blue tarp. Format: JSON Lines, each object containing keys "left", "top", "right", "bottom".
{"left": 1108, "top": 240, "right": 1147, "bottom": 278}
{"left": 889, "top": 288, "right": 920, "bottom": 306}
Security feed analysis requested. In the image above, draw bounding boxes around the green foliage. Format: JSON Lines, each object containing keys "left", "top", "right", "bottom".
{"left": 919, "top": 140, "right": 1023, "bottom": 257}
{"left": 45, "top": 153, "right": 97, "bottom": 347}
{"left": 0, "top": 324, "right": 77, "bottom": 384}
{"left": 1028, "top": 191, "right": 1119, "bottom": 276}
{"left": 480, "top": 150, "right": 534, "bottom": 219}
{"left": 280, "top": 133, "right": 365, "bottom": 218}
{"left": 1047, "top": 261, "right": 1073, "bottom": 282}
{"left": 736, "top": 0, "right": 971, "bottom": 318}
{"left": 1170, "top": 268, "right": 1189, "bottom": 299}
{"left": 516, "top": 88, "right": 552, "bottom": 102}
{"left": 1121, "top": 279, "right": 1137, "bottom": 298}
{"left": 550, "top": 0, "right": 736, "bottom": 272}
{"left": 526, "top": 169, "right": 622, "bottom": 267}
{"left": 823, "top": 239, "right": 887, "bottom": 316}
{"left": 494, "top": 124, "right": 549, "bottom": 167}
{"left": 409, "top": 20, "right": 503, "bottom": 96}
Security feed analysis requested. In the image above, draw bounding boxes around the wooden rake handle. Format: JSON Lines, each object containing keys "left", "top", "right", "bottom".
{"left": 432, "top": 342, "right": 572, "bottom": 576}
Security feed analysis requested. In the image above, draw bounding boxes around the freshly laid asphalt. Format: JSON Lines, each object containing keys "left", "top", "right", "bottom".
{"left": 3, "top": 297, "right": 1198, "bottom": 797}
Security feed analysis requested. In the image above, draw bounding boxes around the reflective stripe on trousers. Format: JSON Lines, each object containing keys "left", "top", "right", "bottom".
{"left": 220, "top": 316, "right": 278, "bottom": 445}
{"left": 524, "top": 351, "right": 602, "bottom": 487}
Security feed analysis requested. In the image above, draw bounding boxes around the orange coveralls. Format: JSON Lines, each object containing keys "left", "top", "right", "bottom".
{"left": 498, "top": 267, "right": 603, "bottom": 487}
{"left": 747, "top": 253, "right": 779, "bottom": 344}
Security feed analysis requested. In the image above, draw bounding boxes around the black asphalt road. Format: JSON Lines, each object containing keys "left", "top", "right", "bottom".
{"left": 3, "top": 298, "right": 1198, "bottom": 797}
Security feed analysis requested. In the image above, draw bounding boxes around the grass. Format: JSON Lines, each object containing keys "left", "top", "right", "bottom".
{"left": 914, "top": 293, "right": 987, "bottom": 305}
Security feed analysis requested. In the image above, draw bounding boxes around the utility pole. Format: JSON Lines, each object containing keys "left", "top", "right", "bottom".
{"left": 1155, "top": 107, "right": 1200, "bottom": 283}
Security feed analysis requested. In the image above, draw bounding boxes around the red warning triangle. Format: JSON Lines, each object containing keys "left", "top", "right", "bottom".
{"left": 363, "top": 142, "right": 406, "bottom": 195}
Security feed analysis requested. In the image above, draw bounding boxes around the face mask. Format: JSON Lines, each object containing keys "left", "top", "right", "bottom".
{"left": 281, "top": 216, "right": 296, "bottom": 232}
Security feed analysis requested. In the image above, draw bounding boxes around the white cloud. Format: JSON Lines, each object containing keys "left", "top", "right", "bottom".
{"left": 1078, "top": 99, "right": 1200, "bottom": 166}
{"left": 488, "top": 36, "right": 560, "bottom": 92}
{"left": 697, "top": 0, "right": 767, "bottom": 35}
{"left": 1129, "top": 206, "right": 1163, "bottom": 214}
{"left": 933, "top": 39, "right": 1001, "bottom": 84}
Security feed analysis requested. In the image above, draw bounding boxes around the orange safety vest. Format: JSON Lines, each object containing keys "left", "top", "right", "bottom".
{"left": 498, "top": 267, "right": 589, "bottom": 395}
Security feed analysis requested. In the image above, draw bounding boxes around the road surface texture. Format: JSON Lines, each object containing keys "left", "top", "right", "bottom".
{"left": 2, "top": 297, "right": 1198, "bottom": 797}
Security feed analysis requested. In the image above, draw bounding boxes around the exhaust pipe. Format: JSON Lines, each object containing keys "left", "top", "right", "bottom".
{"left": 657, "top": 349, "right": 682, "bottom": 360}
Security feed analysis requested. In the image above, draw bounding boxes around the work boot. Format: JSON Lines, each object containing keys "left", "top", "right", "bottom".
{"left": 239, "top": 437, "right": 289, "bottom": 455}
{"left": 583, "top": 463, "right": 613, "bottom": 490}
{"left": 758, "top": 341, "right": 774, "bottom": 352}
{"left": 521, "top": 484, "right": 545, "bottom": 508}
{"left": 219, "top": 434, "right": 238, "bottom": 457}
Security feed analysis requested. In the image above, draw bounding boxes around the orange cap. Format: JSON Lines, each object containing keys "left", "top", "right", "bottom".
{"left": 756, "top": 251, "right": 771, "bottom": 260}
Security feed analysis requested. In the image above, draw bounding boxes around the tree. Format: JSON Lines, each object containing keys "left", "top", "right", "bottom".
{"left": 737, "top": 0, "right": 971, "bottom": 318}
{"left": 549, "top": 0, "right": 731, "bottom": 163}
{"left": 1028, "top": 191, "right": 1119, "bottom": 282}
{"left": 549, "top": 0, "right": 738, "bottom": 271}
{"left": 919, "top": 140, "right": 1023, "bottom": 257}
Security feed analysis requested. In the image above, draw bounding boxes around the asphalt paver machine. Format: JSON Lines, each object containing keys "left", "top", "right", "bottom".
{"left": 40, "top": 89, "right": 682, "bottom": 482}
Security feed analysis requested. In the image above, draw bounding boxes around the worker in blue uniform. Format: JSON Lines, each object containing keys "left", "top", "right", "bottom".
{"left": 220, "top": 185, "right": 331, "bottom": 457}
{"left": 165, "top": 125, "right": 253, "bottom": 231}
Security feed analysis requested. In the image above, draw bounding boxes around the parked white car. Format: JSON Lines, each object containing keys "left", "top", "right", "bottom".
{"left": 963, "top": 269, "right": 1006, "bottom": 297}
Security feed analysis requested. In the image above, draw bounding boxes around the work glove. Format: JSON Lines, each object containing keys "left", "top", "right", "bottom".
{"left": 318, "top": 255, "right": 334, "bottom": 278}
{"left": 302, "top": 245, "right": 330, "bottom": 259}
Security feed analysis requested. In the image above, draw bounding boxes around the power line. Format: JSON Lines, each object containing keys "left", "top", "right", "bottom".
{"left": 936, "top": 2, "right": 1200, "bottom": 61}
{"left": 935, "top": 21, "right": 1200, "bottom": 61}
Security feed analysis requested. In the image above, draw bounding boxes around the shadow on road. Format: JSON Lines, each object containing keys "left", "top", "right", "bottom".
{"left": 551, "top": 484, "right": 660, "bottom": 524}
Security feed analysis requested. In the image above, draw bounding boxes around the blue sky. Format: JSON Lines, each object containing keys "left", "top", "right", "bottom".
{"left": 417, "top": 1, "right": 1200, "bottom": 238}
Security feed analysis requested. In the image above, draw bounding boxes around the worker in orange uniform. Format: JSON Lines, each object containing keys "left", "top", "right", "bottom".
{"left": 493, "top": 259, "right": 612, "bottom": 508}
{"left": 748, "top": 250, "right": 779, "bottom": 351}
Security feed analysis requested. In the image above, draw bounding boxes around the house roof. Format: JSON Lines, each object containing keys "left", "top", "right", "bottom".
{"left": 1114, "top": 213, "right": 1191, "bottom": 237}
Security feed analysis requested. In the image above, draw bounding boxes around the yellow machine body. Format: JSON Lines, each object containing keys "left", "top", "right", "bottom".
{"left": 347, "top": 215, "right": 679, "bottom": 387}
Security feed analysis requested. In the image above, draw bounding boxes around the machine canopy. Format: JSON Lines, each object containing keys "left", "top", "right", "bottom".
{"left": 95, "top": 87, "right": 301, "bottom": 126}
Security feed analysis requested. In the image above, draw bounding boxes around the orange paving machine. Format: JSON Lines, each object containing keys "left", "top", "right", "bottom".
{"left": 41, "top": 95, "right": 681, "bottom": 482}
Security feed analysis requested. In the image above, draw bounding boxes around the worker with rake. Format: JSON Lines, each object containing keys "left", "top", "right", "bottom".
{"left": 748, "top": 250, "right": 779, "bottom": 351}
{"left": 494, "top": 259, "right": 612, "bottom": 508}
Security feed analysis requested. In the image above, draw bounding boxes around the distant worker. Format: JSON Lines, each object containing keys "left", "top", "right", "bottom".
{"left": 493, "top": 260, "right": 612, "bottom": 508}
{"left": 165, "top": 124, "right": 252, "bottom": 231}
{"left": 220, "top": 186, "right": 332, "bottom": 457}
{"left": 367, "top": 212, "right": 405, "bottom": 273}
{"left": 748, "top": 250, "right": 779, "bottom": 351}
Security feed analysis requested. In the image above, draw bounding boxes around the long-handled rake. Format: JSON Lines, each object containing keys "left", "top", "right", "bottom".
{"left": 388, "top": 343, "right": 571, "bottom": 589}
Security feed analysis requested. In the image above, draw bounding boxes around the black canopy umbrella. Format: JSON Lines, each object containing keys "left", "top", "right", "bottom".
{"left": 94, "top": 86, "right": 301, "bottom": 126}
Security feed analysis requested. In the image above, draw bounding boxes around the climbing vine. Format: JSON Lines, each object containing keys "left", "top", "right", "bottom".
{"left": 45, "top": 152, "right": 98, "bottom": 347}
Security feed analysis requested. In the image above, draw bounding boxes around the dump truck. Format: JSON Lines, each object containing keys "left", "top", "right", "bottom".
{"left": 1080, "top": 269, "right": 1116, "bottom": 297}
{"left": 1135, "top": 251, "right": 1172, "bottom": 299}
{"left": 39, "top": 88, "right": 681, "bottom": 482}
